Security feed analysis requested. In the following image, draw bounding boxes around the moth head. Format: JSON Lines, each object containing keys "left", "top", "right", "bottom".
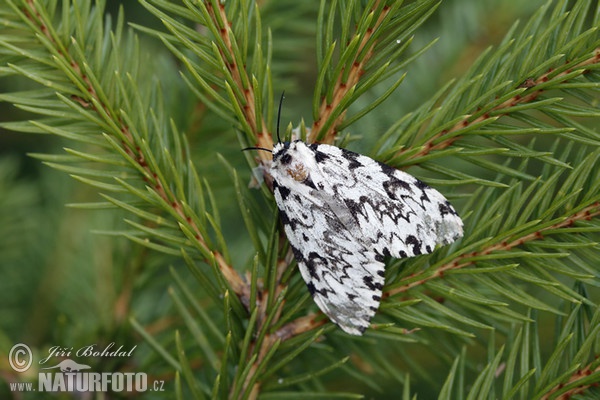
{"left": 272, "top": 140, "right": 309, "bottom": 182}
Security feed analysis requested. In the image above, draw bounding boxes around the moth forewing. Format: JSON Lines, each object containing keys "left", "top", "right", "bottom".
{"left": 268, "top": 140, "right": 463, "bottom": 335}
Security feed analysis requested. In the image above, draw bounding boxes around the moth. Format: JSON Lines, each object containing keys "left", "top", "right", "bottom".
{"left": 246, "top": 97, "right": 463, "bottom": 335}
{"left": 267, "top": 140, "right": 463, "bottom": 335}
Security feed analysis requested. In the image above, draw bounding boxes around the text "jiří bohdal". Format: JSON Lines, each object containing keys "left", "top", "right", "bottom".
{"left": 39, "top": 343, "right": 137, "bottom": 364}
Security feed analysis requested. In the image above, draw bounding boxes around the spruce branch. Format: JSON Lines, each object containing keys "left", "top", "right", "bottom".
{"left": 387, "top": 201, "right": 600, "bottom": 297}
{"left": 138, "top": 0, "right": 273, "bottom": 162}
{"left": 312, "top": 0, "right": 393, "bottom": 142}
{"left": 540, "top": 361, "right": 600, "bottom": 400}
{"left": 312, "top": 0, "right": 439, "bottom": 143}
{"left": 396, "top": 47, "right": 600, "bottom": 165}
{"left": 2, "top": 0, "right": 600, "bottom": 398}
{"left": 234, "top": 315, "right": 328, "bottom": 397}
{"left": 1, "top": 0, "right": 246, "bottom": 298}
{"left": 437, "top": 303, "right": 600, "bottom": 399}
{"left": 202, "top": 0, "right": 271, "bottom": 152}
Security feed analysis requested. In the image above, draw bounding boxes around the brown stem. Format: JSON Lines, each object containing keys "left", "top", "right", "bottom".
{"left": 311, "top": 1, "right": 391, "bottom": 143}
{"left": 237, "top": 314, "right": 327, "bottom": 399}
{"left": 22, "top": 1, "right": 247, "bottom": 298}
{"left": 205, "top": 1, "right": 272, "bottom": 160}
{"left": 386, "top": 202, "right": 600, "bottom": 298}
{"left": 540, "top": 360, "right": 600, "bottom": 400}
{"left": 396, "top": 47, "right": 600, "bottom": 164}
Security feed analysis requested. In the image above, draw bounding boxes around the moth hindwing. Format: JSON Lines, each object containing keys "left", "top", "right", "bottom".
{"left": 268, "top": 140, "right": 463, "bottom": 335}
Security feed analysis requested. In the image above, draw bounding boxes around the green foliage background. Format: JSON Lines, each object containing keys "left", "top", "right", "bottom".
{"left": 0, "top": 0, "right": 599, "bottom": 398}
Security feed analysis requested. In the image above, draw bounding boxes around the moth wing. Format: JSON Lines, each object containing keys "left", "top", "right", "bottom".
{"left": 273, "top": 179, "right": 384, "bottom": 335}
{"left": 269, "top": 140, "right": 463, "bottom": 335}
{"left": 308, "top": 143, "right": 463, "bottom": 259}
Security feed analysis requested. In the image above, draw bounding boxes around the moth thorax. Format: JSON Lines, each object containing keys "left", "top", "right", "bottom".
{"left": 286, "top": 162, "right": 308, "bottom": 182}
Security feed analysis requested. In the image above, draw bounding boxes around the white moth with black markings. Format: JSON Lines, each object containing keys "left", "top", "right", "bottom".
{"left": 268, "top": 140, "right": 463, "bottom": 335}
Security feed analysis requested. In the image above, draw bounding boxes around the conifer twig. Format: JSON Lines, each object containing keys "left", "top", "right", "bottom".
{"left": 540, "top": 361, "right": 600, "bottom": 400}
{"left": 16, "top": 0, "right": 247, "bottom": 298}
{"left": 205, "top": 0, "right": 272, "bottom": 160}
{"left": 312, "top": 0, "right": 391, "bottom": 143}
{"left": 238, "top": 315, "right": 327, "bottom": 399}
{"left": 386, "top": 202, "right": 600, "bottom": 297}
{"left": 396, "top": 47, "right": 600, "bottom": 165}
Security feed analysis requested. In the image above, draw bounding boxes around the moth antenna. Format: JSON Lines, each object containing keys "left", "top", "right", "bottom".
{"left": 242, "top": 146, "right": 272, "bottom": 153}
{"left": 277, "top": 91, "right": 285, "bottom": 143}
